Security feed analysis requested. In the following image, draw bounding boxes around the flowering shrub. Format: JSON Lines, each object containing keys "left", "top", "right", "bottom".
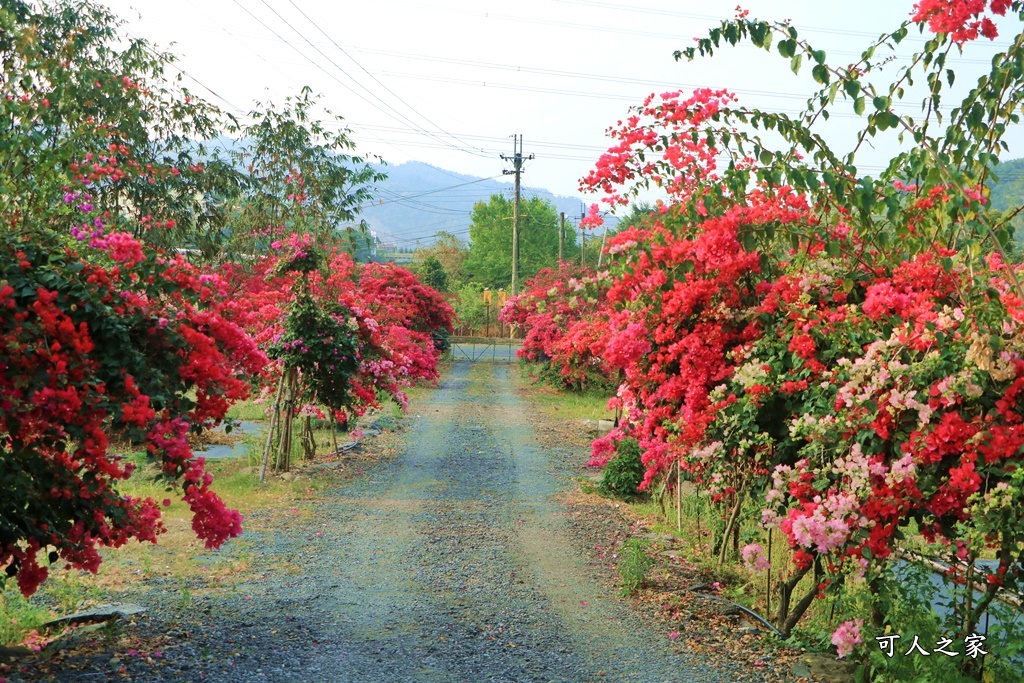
{"left": 499, "top": 263, "right": 615, "bottom": 391}
{"left": 0, "top": 0, "right": 452, "bottom": 604}
{"left": 231, "top": 243, "right": 454, "bottom": 427}
{"left": 506, "top": 1, "right": 1024, "bottom": 675}
{"left": 0, "top": 230, "right": 264, "bottom": 597}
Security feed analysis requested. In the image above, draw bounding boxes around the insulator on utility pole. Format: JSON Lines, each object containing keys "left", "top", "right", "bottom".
{"left": 501, "top": 135, "right": 533, "bottom": 296}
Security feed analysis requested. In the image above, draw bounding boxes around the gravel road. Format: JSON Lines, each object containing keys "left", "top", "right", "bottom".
{"left": 13, "top": 361, "right": 771, "bottom": 683}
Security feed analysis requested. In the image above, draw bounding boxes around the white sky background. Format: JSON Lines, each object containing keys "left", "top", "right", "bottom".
{"left": 105, "top": 0, "right": 1024, "bottom": 209}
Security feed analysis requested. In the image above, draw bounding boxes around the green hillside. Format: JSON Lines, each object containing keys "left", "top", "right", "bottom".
{"left": 989, "top": 158, "right": 1024, "bottom": 250}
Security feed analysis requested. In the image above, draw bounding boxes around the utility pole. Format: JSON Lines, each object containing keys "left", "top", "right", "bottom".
{"left": 558, "top": 211, "right": 565, "bottom": 264}
{"left": 579, "top": 203, "right": 586, "bottom": 267}
{"left": 501, "top": 135, "right": 533, "bottom": 296}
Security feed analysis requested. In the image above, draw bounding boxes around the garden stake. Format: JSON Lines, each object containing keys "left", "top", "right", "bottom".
{"left": 766, "top": 528, "right": 773, "bottom": 619}
{"left": 693, "top": 485, "right": 701, "bottom": 547}
{"left": 276, "top": 367, "right": 297, "bottom": 473}
{"left": 259, "top": 371, "right": 286, "bottom": 483}
{"left": 676, "top": 458, "right": 682, "bottom": 532}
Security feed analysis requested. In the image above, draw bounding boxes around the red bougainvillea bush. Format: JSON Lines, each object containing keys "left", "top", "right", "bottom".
{"left": 0, "top": 229, "right": 453, "bottom": 599}
{"left": 499, "top": 263, "right": 616, "bottom": 391}
{"left": 230, "top": 234, "right": 454, "bottom": 425}
{"left": 0, "top": 0, "right": 454, "bottom": 604}
{"left": 506, "top": 1, "right": 1024, "bottom": 677}
{"left": 0, "top": 230, "right": 265, "bottom": 597}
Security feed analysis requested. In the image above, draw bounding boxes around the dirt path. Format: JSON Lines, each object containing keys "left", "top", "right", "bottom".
{"left": 14, "top": 362, "right": 764, "bottom": 683}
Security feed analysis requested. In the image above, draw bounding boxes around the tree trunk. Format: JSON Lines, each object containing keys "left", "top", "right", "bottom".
{"left": 717, "top": 492, "right": 744, "bottom": 567}
{"left": 302, "top": 415, "right": 314, "bottom": 460}
{"left": 869, "top": 575, "right": 886, "bottom": 630}
{"left": 774, "top": 562, "right": 813, "bottom": 632}
{"left": 780, "top": 557, "right": 823, "bottom": 637}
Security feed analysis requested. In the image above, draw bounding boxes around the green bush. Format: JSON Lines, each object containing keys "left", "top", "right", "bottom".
{"left": 598, "top": 437, "right": 645, "bottom": 499}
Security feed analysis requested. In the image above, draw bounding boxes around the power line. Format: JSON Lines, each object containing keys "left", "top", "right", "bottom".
{"left": 342, "top": 45, "right": 822, "bottom": 103}
{"left": 123, "top": 28, "right": 248, "bottom": 115}
{"left": 178, "top": 0, "right": 483, "bottom": 182}
{"left": 346, "top": 122, "right": 610, "bottom": 152}
{"left": 227, "top": 0, "right": 485, "bottom": 160}
{"left": 358, "top": 175, "right": 502, "bottom": 207}
{"left": 284, "top": 0, "right": 490, "bottom": 158}
{"left": 255, "top": 0, "right": 485, "bottom": 157}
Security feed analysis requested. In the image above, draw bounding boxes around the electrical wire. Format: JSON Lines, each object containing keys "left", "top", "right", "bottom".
{"left": 284, "top": 0, "right": 491, "bottom": 158}
{"left": 227, "top": 0, "right": 485, "bottom": 160}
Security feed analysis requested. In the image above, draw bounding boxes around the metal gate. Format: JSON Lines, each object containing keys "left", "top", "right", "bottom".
{"left": 448, "top": 338, "right": 523, "bottom": 363}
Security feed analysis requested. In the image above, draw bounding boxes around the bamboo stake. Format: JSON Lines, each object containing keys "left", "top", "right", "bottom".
{"left": 676, "top": 459, "right": 682, "bottom": 532}
{"left": 696, "top": 487, "right": 701, "bottom": 544}
{"left": 259, "top": 371, "right": 287, "bottom": 483}
{"left": 766, "top": 527, "right": 773, "bottom": 619}
{"left": 277, "top": 368, "right": 297, "bottom": 473}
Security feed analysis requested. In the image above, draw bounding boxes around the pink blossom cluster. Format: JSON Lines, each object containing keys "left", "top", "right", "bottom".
{"left": 831, "top": 619, "right": 863, "bottom": 659}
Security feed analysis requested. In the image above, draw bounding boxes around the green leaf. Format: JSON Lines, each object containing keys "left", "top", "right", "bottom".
{"left": 812, "top": 63, "right": 829, "bottom": 85}
{"left": 844, "top": 80, "right": 861, "bottom": 98}
{"left": 873, "top": 96, "right": 891, "bottom": 111}
{"left": 854, "top": 97, "right": 866, "bottom": 116}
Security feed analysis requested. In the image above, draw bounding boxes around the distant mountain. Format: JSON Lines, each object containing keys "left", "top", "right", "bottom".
{"left": 359, "top": 161, "right": 593, "bottom": 248}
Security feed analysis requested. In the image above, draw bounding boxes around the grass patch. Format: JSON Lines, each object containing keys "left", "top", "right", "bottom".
{"left": 0, "top": 389, "right": 418, "bottom": 648}
{"left": 0, "top": 587, "right": 51, "bottom": 646}
{"left": 0, "top": 456, "right": 326, "bottom": 646}
{"left": 510, "top": 366, "right": 615, "bottom": 421}
{"left": 226, "top": 397, "right": 270, "bottom": 422}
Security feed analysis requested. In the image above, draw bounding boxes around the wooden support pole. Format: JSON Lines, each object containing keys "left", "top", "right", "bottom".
{"left": 766, "top": 527, "right": 773, "bottom": 619}
{"left": 259, "top": 371, "right": 287, "bottom": 483}
{"left": 676, "top": 459, "right": 682, "bottom": 532}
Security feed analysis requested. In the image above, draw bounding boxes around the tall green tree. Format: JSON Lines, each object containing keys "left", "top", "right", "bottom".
{"left": 412, "top": 231, "right": 469, "bottom": 285}
{"left": 416, "top": 254, "right": 448, "bottom": 292}
{"left": 220, "top": 88, "right": 387, "bottom": 263}
{"left": 464, "top": 194, "right": 579, "bottom": 288}
{"left": 0, "top": 0, "right": 236, "bottom": 247}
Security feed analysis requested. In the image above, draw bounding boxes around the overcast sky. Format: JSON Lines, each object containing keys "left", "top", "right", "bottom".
{"left": 104, "top": 0, "right": 1023, "bottom": 207}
